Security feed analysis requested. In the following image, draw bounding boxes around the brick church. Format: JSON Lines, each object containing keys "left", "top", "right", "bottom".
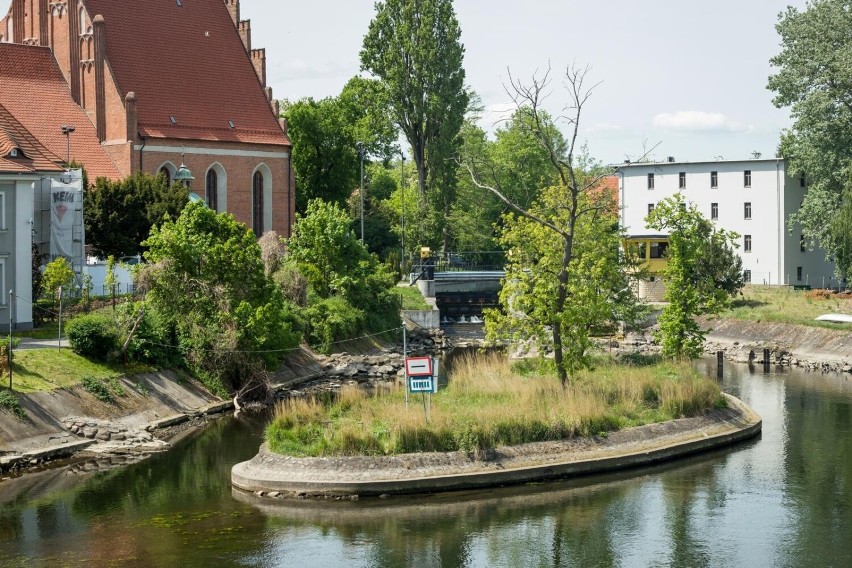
{"left": 0, "top": 0, "right": 294, "bottom": 237}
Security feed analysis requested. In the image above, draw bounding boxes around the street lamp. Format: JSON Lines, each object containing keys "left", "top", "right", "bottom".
{"left": 60, "top": 125, "right": 75, "bottom": 164}
{"left": 356, "top": 141, "right": 366, "bottom": 245}
{"left": 400, "top": 153, "right": 406, "bottom": 276}
{"left": 173, "top": 153, "right": 195, "bottom": 188}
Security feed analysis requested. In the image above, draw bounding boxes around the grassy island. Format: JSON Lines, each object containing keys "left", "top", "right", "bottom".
{"left": 266, "top": 354, "right": 725, "bottom": 457}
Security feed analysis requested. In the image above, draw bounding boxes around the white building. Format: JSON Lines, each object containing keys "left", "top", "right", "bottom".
{"left": 619, "top": 157, "right": 836, "bottom": 296}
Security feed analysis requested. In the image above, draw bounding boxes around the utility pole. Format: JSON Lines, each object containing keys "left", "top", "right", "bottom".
{"left": 8, "top": 289, "right": 12, "bottom": 390}
{"left": 58, "top": 286, "right": 63, "bottom": 352}
{"left": 356, "top": 141, "right": 365, "bottom": 245}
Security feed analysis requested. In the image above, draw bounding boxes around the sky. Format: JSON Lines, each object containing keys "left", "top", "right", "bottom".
{"left": 242, "top": 0, "right": 808, "bottom": 165}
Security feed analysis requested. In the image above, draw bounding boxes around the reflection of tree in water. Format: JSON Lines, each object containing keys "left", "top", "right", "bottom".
{"left": 782, "top": 381, "right": 852, "bottom": 566}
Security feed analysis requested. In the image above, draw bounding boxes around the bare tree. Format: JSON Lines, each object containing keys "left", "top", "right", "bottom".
{"left": 461, "top": 64, "right": 649, "bottom": 385}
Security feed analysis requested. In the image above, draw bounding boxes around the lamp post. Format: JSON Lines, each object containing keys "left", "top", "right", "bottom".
{"left": 173, "top": 153, "right": 195, "bottom": 188}
{"left": 400, "top": 153, "right": 406, "bottom": 276}
{"left": 356, "top": 142, "right": 365, "bottom": 245}
{"left": 60, "top": 125, "right": 75, "bottom": 164}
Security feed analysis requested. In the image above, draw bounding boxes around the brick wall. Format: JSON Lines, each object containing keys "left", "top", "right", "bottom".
{"left": 134, "top": 141, "right": 294, "bottom": 236}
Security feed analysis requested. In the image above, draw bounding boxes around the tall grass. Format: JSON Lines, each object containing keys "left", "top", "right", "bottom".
{"left": 265, "top": 352, "right": 724, "bottom": 457}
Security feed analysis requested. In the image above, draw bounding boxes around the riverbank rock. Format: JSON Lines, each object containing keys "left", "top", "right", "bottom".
{"left": 62, "top": 417, "right": 169, "bottom": 454}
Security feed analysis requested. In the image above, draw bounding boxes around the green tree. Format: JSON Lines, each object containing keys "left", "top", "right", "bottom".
{"left": 646, "top": 194, "right": 744, "bottom": 360}
{"left": 85, "top": 172, "right": 188, "bottom": 258}
{"left": 768, "top": 0, "right": 852, "bottom": 267}
{"left": 464, "top": 66, "right": 642, "bottom": 385}
{"left": 450, "top": 109, "right": 566, "bottom": 252}
{"left": 486, "top": 183, "right": 644, "bottom": 384}
{"left": 285, "top": 200, "right": 400, "bottom": 347}
{"left": 830, "top": 167, "right": 852, "bottom": 282}
{"left": 41, "top": 257, "right": 75, "bottom": 302}
{"left": 360, "top": 0, "right": 468, "bottom": 200}
{"left": 283, "top": 77, "right": 397, "bottom": 212}
{"left": 141, "top": 202, "right": 299, "bottom": 396}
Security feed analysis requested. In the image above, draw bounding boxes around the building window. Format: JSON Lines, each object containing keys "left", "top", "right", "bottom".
{"left": 205, "top": 169, "right": 218, "bottom": 212}
{"left": 800, "top": 174, "right": 806, "bottom": 188}
{"left": 744, "top": 202, "right": 752, "bottom": 219}
{"left": 801, "top": 234, "right": 806, "bottom": 252}
{"left": 679, "top": 172, "right": 686, "bottom": 189}
{"left": 797, "top": 266, "right": 803, "bottom": 282}
{"left": 647, "top": 173, "right": 655, "bottom": 190}
{"left": 711, "top": 171, "right": 718, "bottom": 188}
{"left": 0, "top": 258, "right": 5, "bottom": 306}
{"left": 252, "top": 171, "right": 264, "bottom": 237}
{"left": 744, "top": 170, "right": 752, "bottom": 188}
{"left": 159, "top": 167, "right": 171, "bottom": 186}
{"left": 0, "top": 192, "right": 5, "bottom": 230}
{"left": 647, "top": 203, "right": 655, "bottom": 215}
{"left": 744, "top": 235, "right": 752, "bottom": 252}
{"left": 711, "top": 202, "right": 718, "bottom": 220}
{"left": 744, "top": 270, "right": 752, "bottom": 283}
{"left": 649, "top": 241, "right": 669, "bottom": 259}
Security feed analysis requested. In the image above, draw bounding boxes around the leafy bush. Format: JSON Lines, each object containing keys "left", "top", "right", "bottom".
{"left": 81, "top": 375, "right": 125, "bottom": 403}
{"left": 0, "top": 388, "right": 25, "bottom": 420}
{"left": 302, "top": 296, "right": 364, "bottom": 353}
{"left": 66, "top": 314, "right": 118, "bottom": 360}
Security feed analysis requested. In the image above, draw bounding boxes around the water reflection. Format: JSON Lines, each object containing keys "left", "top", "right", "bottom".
{"left": 0, "top": 362, "right": 850, "bottom": 567}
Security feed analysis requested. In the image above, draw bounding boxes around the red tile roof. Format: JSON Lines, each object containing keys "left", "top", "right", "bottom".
{"left": 0, "top": 43, "right": 123, "bottom": 180}
{"left": 0, "top": 102, "right": 64, "bottom": 174}
{"left": 84, "top": 0, "right": 290, "bottom": 147}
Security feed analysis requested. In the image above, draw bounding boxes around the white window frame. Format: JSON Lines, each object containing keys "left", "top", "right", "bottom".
{"left": 744, "top": 202, "right": 752, "bottom": 220}
{"left": 744, "top": 235, "right": 752, "bottom": 252}
{"left": 711, "top": 203, "right": 718, "bottom": 220}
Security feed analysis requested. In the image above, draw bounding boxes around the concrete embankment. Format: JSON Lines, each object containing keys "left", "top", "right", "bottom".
{"left": 701, "top": 318, "right": 852, "bottom": 372}
{"left": 231, "top": 394, "right": 761, "bottom": 498}
{"left": 0, "top": 345, "right": 336, "bottom": 474}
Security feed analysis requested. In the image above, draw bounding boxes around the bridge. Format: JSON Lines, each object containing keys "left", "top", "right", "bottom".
{"left": 411, "top": 252, "right": 506, "bottom": 323}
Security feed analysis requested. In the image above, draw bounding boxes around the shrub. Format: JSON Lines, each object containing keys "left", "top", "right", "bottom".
{"left": 66, "top": 314, "right": 118, "bottom": 360}
{"left": 302, "top": 296, "right": 364, "bottom": 353}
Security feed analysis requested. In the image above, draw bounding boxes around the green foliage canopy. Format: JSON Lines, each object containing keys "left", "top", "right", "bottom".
{"left": 768, "top": 0, "right": 852, "bottom": 268}
{"left": 283, "top": 77, "right": 397, "bottom": 212}
{"left": 486, "top": 184, "right": 645, "bottom": 381}
{"left": 142, "top": 202, "right": 299, "bottom": 394}
{"left": 361, "top": 0, "right": 468, "bottom": 199}
{"left": 84, "top": 172, "right": 188, "bottom": 258}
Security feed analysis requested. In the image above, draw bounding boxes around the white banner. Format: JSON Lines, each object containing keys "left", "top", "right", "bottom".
{"left": 49, "top": 174, "right": 83, "bottom": 259}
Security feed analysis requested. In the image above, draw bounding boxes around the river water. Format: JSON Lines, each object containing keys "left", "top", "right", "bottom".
{"left": 0, "top": 360, "right": 850, "bottom": 567}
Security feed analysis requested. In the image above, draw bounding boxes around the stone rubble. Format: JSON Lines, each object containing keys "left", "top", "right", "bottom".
{"left": 61, "top": 417, "right": 170, "bottom": 454}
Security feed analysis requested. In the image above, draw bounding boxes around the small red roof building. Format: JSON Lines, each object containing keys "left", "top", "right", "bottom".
{"left": 1, "top": 0, "right": 294, "bottom": 236}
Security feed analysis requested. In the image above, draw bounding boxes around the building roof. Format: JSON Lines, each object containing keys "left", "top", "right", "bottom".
{"left": 617, "top": 157, "right": 783, "bottom": 169}
{"left": 0, "top": 103, "right": 64, "bottom": 174}
{"left": 0, "top": 43, "right": 123, "bottom": 180}
{"left": 84, "top": 0, "right": 290, "bottom": 147}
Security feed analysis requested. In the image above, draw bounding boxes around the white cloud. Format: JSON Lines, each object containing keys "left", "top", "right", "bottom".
{"left": 652, "top": 111, "right": 753, "bottom": 133}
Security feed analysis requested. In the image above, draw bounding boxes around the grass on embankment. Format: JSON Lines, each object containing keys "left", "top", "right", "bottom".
{"left": 266, "top": 353, "right": 725, "bottom": 457}
{"left": 6, "top": 349, "right": 153, "bottom": 394}
{"left": 719, "top": 285, "right": 852, "bottom": 329}
{"left": 395, "top": 284, "right": 430, "bottom": 311}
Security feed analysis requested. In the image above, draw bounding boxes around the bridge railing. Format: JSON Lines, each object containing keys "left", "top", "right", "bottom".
{"left": 430, "top": 251, "right": 507, "bottom": 273}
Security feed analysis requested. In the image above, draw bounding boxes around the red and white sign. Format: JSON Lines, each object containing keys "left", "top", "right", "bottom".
{"left": 405, "top": 357, "right": 433, "bottom": 377}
